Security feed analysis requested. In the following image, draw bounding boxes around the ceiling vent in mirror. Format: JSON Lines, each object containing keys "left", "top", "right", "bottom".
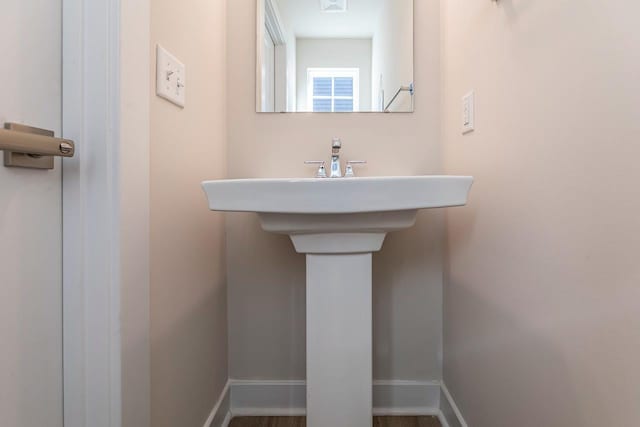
{"left": 320, "top": 0, "right": 348, "bottom": 13}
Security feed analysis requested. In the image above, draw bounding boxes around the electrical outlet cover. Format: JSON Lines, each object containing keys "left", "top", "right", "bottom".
{"left": 462, "top": 91, "right": 474, "bottom": 134}
{"left": 156, "top": 45, "right": 186, "bottom": 108}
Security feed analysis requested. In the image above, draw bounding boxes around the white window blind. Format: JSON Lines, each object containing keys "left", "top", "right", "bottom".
{"left": 307, "top": 68, "right": 360, "bottom": 112}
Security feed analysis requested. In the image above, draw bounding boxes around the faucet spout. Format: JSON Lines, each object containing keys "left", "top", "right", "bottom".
{"left": 330, "top": 137, "right": 342, "bottom": 178}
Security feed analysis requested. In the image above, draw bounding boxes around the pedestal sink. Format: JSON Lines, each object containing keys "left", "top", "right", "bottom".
{"left": 202, "top": 176, "right": 473, "bottom": 427}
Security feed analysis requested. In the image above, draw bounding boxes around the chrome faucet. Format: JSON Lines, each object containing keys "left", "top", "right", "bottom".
{"left": 329, "top": 137, "right": 342, "bottom": 178}
{"left": 305, "top": 138, "right": 367, "bottom": 178}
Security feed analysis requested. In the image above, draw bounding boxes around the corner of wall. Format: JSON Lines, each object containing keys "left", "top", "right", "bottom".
{"left": 149, "top": 0, "right": 230, "bottom": 425}
{"left": 119, "top": 0, "right": 152, "bottom": 425}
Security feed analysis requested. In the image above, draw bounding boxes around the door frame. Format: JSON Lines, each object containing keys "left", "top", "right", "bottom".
{"left": 256, "top": 0, "right": 288, "bottom": 112}
{"left": 62, "top": 1, "right": 151, "bottom": 426}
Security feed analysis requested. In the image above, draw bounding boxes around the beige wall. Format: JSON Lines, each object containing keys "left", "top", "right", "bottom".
{"left": 226, "top": 0, "right": 443, "bottom": 381}
{"left": 121, "top": 0, "right": 151, "bottom": 426}
{"left": 150, "top": 0, "right": 228, "bottom": 426}
{"left": 442, "top": 1, "right": 640, "bottom": 426}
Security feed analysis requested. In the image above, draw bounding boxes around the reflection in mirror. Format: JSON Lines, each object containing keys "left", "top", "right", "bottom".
{"left": 257, "top": 0, "right": 414, "bottom": 113}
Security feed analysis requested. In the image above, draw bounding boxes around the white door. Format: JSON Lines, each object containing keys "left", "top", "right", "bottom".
{"left": 0, "top": 1, "right": 63, "bottom": 426}
{"left": 262, "top": 25, "right": 276, "bottom": 112}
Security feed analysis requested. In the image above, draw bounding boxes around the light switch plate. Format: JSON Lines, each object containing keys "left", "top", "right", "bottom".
{"left": 462, "top": 91, "right": 475, "bottom": 134}
{"left": 156, "top": 45, "right": 186, "bottom": 108}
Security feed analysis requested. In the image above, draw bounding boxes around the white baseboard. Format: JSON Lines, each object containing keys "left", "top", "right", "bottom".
{"left": 229, "top": 379, "right": 442, "bottom": 417}
{"left": 204, "top": 379, "right": 467, "bottom": 427}
{"left": 204, "top": 381, "right": 231, "bottom": 427}
{"left": 372, "top": 380, "right": 441, "bottom": 415}
{"left": 439, "top": 383, "right": 468, "bottom": 427}
{"left": 230, "top": 380, "right": 306, "bottom": 416}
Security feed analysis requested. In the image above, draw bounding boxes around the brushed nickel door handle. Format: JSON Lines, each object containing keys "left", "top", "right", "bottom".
{"left": 0, "top": 122, "right": 75, "bottom": 169}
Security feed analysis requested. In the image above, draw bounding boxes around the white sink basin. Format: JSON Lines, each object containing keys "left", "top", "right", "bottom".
{"left": 201, "top": 175, "right": 473, "bottom": 427}
{"left": 203, "top": 176, "right": 473, "bottom": 253}
{"left": 202, "top": 175, "right": 473, "bottom": 214}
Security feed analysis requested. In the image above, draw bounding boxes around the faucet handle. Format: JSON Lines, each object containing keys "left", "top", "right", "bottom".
{"left": 304, "top": 160, "right": 327, "bottom": 178}
{"left": 344, "top": 160, "right": 367, "bottom": 177}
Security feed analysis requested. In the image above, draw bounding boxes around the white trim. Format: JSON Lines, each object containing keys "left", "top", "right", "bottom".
{"left": 62, "top": 0, "right": 151, "bottom": 425}
{"left": 274, "top": 44, "right": 288, "bottom": 112}
{"left": 256, "top": 0, "right": 266, "bottom": 112}
{"left": 227, "top": 379, "right": 443, "bottom": 419}
{"left": 232, "top": 408, "right": 307, "bottom": 417}
{"left": 204, "top": 381, "right": 231, "bottom": 427}
{"left": 230, "top": 380, "right": 306, "bottom": 416}
{"left": 257, "top": 0, "right": 289, "bottom": 113}
{"left": 264, "top": 0, "right": 286, "bottom": 45}
{"left": 440, "top": 383, "right": 469, "bottom": 427}
{"left": 222, "top": 380, "right": 463, "bottom": 426}
{"left": 438, "top": 413, "right": 452, "bottom": 427}
{"left": 373, "top": 407, "right": 441, "bottom": 417}
{"left": 62, "top": 0, "right": 122, "bottom": 425}
{"left": 373, "top": 380, "right": 440, "bottom": 411}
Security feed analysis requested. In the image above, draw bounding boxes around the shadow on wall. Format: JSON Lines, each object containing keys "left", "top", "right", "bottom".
{"left": 152, "top": 282, "right": 228, "bottom": 427}
{"left": 444, "top": 212, "right": 585, "bottom": 427}
{"left": 469, "top": 0, "right": 534, "bottom": 30}
{"left": 373, "top": 209, "right": 445, "bottom": 381}
{"left": 228, "top": 209, "right": 445, "bottom": 382}
{"left": 227, "top": 213, "right": 307, "bottom": 380}
{"left": 498, "top": 0, "right": 533, "bottom": 20}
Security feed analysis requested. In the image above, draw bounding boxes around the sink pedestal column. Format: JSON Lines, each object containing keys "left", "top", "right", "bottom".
{"left": 306, "top": 253, "right": 372, "bottom": 427}
{"left": 290, "top": 232, "right": 387, "bottom": 427}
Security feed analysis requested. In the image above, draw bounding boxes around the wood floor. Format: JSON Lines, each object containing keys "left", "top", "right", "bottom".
{"left": 229, "top": 416, "right": 442, "bottom": 427}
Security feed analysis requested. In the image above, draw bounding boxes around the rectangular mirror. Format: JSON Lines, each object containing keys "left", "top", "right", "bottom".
{"left": 256, "top": 0, "right": 414, "bottom": 113}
